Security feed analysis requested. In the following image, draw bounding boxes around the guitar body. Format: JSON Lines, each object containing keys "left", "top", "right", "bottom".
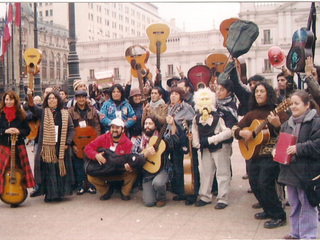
{"left": 0, "top": 134, "right": 27, "bottom": 205}
{"left": 27, "top": 119, "right": 40, "bottom": 140}
{"left": 0, "top": 169, "right": 27, "bottom": 205}
{"left": 142, "top": 136, "right": 166, "bottom": 174}
{"left": 287, "top": 28, "right": 314, "bottom": 72}
{"left": 187, "top": 65, "right": 212, "bottom": 91}
{"left": 146, "top": 23, "right": 170, "bottom": 54}
{"left": 220, "top": 18, "right": 239, "bottom": 47}
{"left": 238, "top": 119, "right": 270, "bottom": 160}
{"left": 183, "top": 151, "right": 194, "bottom": 195}
{"left": 125, "top": 45, "right": 150, "bottom": 78}
{"left": 73, "top": 126, "right": 97, "bottom": 159}
{"left": 205, "top": 53, "right": 228, "bottom": 79}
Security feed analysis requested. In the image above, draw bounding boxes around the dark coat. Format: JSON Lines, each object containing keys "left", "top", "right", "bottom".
{"left": 277, "top": 109, "right": 320, "bottom": 188}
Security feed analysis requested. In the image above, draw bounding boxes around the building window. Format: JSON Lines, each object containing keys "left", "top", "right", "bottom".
{"left": 45, "top": 10, "right": 49, "bottom": 16}
{"left": 263, "top": 59, "right": 272, "bottom": 73}
{"left": 168, "top": 64, "right": 173, "bottom": 76}
{"left": 50, "top": 9, "right": 53, "bottom": 16}
{"left": 63, "top": 55, "right": 67, "bottom": 81}
{"left": 50, "top": 52, "right": 55, "bottom": 80}
{"left": 41, "top": 51, "right": 47, "bottom": 80}
{"left": 56, "top": 53, "right": 61, "bottom": 80}
{"left": 262, "top": 29, "right": 272, "bottom": 44}
{"left": 114, "top": 68, "right": 120, "bottom": 79}
{"left": 89, "top": 69, "right": 95, "bottom": 80}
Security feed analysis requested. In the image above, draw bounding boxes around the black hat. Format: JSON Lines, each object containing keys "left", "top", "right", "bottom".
{"left": 167, "top": 76, "right": 180, "bottom": 87}
{"left": 74, "top": 90, "right": 88, "bottom": 97}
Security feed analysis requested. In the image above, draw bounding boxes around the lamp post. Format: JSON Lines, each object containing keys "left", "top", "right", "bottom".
{"left": 67, "top": 2, "right": 80, "bottom": 99}
{"left": 33, "top": 3, "right": 41, "bottom": 97}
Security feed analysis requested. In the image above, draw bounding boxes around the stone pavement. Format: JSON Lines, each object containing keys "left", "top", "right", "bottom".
{"left": 1, "top": 142, "right": 294, "bottom": 240}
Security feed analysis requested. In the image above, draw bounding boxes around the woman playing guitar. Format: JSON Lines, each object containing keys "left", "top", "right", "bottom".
{"left": 0, "top": 91, "right": 35, "bottom": 208}
{"left": 232, "top": 82, "right": 288, "bottom": 229}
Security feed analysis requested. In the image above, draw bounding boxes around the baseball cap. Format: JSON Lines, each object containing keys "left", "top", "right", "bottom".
{"left": 109, "top": 118, "right": 125, "bottom": 128}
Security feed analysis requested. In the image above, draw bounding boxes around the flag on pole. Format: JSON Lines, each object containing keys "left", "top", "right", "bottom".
{"left": 14, "top": 3, "right": 21, "bottom": 27}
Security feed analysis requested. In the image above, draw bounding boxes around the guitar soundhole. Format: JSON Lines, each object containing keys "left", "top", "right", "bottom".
{"left": 9, "top": 178, "right": 17, "bottom": 184}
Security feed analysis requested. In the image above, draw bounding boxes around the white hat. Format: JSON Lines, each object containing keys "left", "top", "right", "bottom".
{"left": 109, "top": 118, "right": 124, "bottom": 128}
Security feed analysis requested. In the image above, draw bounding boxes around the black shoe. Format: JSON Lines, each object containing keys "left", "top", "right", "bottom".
{"left": 100, "top": 187, "right": 114, "bottom": 201}
{"left": 30, "top": 189, "right": 41, "bottom": 198}
{"left": 212, "top": 191, "right": 218, "bottom": 196}
{"left": 252, "top": 202, "right": 262, "bottom": 209}
{"left": 77, "top": 188, "right": 85, "bottom": 195}
{"left": 44, "top": 196, "right": 52, "bottom": 203}
{"left": 120, "top": 192, "right": 131, "bottom": 201}
{"left": 264, "top": 218, "right": 286, "bottom": 229}
{"left": 173, "top": 195, "right": 187, "bottom": 201}
{"left": 254, "top": 212, "right": 271, "bottom": 220}
{"left": 185, "top": 199, "right": 196, "bottom": 206}
{"left": 195, "top": 199, "right": 211, "bottom": 207}
{"left": 215, "top": 202, "right": 228, "bottom": 210}
{"left": 10, "top": 204, "right": 19, "bottom": 208}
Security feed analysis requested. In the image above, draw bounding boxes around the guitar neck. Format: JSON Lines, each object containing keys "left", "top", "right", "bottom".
{"left": 10, "top": 136, "right": 16, "bottom": 177}
{"left": 137, "top": 67, "right": 146, "bottom": 102}
{"left": 156, "top": 41, "right": 161, "bottom": 72}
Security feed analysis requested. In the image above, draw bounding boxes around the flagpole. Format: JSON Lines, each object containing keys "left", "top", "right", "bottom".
{"left": 18, "top": 3, "right": 24, "bottom": 101}
{"left": 11, "top": 20, "right": 14, "bottom": 91}
{"left": 33, "top": 3, "right": 41, "bottom": 97}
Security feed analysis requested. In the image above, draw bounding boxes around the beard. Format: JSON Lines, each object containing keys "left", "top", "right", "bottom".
{"left": 144, "top": 128, "right": 155, "bottom": 137}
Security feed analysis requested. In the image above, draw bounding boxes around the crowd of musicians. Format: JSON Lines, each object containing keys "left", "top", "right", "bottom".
{"left": 0, "top": 56, "right": 320, "bottom": 239}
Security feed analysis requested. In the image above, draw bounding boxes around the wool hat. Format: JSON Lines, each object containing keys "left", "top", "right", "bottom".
{"left": 129, "top": 88, "right": 141, "bottom": 98}
{"left": 167, "top": 76, "right": 180, "bottom": 87}
{"left": 74, "top": 90, "right": 88, "bottom": 97}
{"left": 73, "top": 79, "right": 86, "bottom": 91}
{"left": 109, "top": 118, "right": 124, "bottom": 128}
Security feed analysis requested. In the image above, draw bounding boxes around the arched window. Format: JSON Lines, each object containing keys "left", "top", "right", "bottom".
{"left": 56, "top": 53, "right": 61, "bottom": 80}
{"left": 41, "top": 51, "right": 47, "bottom": 80}
{"left": 50, "top": 52, "right": 54, "bottom": 80}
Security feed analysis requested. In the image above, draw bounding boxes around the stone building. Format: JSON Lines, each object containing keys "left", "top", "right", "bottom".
{"left": 77, "top": 2, "right": 320, "bottom": 90}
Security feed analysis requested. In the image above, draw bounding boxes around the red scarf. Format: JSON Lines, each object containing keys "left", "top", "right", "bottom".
{"left": 3, "top": 106, "right": 16, "bottom": 122}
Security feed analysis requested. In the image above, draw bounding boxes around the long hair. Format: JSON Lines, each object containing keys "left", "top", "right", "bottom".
{"left": 142, "top": 116, "right": 160, "bottom": 132}
{"left": 109, "top": 84, "right": 125, "bottom": 102}
{"left": 42, "top": 91, "right": 64, "bottom": 109}
{"left": 249, "top": 82, "right": 277, "bottom": 111}
{"left": 0, "top": 90, "right": 26, "bottom": 120}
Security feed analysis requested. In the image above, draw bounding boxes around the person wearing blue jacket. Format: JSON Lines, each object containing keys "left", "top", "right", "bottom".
{"left": 100, "top": 84, "right": 136, "bottom": 133}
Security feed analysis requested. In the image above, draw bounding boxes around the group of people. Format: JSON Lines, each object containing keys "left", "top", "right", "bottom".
{"left": 0, "top": 56, "right": 320, "bottom": 239}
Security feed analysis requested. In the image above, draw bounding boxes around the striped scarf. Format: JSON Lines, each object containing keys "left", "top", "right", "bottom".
{"left": 41, "top": 108, "right": 69, "bottom": 176}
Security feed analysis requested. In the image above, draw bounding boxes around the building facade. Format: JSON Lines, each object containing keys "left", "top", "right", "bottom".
{"left": 77, "top": 2, "right": 320, "bottom": 90}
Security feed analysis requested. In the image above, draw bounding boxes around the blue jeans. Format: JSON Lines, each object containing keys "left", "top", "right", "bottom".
{"left": 287, "top": 185, "right": 318, "bottom": 239}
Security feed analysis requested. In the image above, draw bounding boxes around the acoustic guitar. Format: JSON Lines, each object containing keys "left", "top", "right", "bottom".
{"left": 142, "top": 104, "right": 179, "bottom": 174}
{"left": 238, "top": 98, "right": 291, "bottom": 160}
{"left": 220, "top": 18, "right": 239, "bottom": 48}
{"left": 205, "top": 53, "right": 228, "bottom": 77}
{"left": 125, "top": 45, "right": 150, "bottom": 103}
{"left": 187, "top": 65, "right": 212, "bottom": 91}
{"left": 286, "top": 28, "right": 314, "bottom": 73}
{"left": 24, "top": 48, "right": 42, "bottom": 141}
{"left": 73, "top": 126, "right": 98, "bottom": 159}
{"left": 125, "top": 44, "right": 149, "bottom": 79}
{"left": 146, "top": 23, "right": 170, "bottom": 76}
{"left": 0, "top": 134, "right": 27, "bottom": 205}
{"left": 182, "top": 119, "right": 194, "bottom": 195}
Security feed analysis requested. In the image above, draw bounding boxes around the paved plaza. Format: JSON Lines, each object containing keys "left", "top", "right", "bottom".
{"left": 1, "top": 142, "right": 295, "bottom": 240}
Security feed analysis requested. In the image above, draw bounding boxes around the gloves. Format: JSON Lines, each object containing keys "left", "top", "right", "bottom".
{"left": 200, "top": 138, "right": 210, "bottom": 148}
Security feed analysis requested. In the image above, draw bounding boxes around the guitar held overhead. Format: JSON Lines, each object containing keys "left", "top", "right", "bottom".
{"left": 219, "top": 18, "right": 239, "bottom": 48}
{"left": 23, "top": 48, "right": 42, "bottom": 141}
{"left": 187, "top": 65, "right": 212, "bottom": 91}
{"left": 238, "top": 98, "right": 291, "bottom": 160}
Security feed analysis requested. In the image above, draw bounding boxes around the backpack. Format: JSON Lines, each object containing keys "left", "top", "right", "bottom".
{"left": 227, "top": 20, "right": 259, "bottom": 58}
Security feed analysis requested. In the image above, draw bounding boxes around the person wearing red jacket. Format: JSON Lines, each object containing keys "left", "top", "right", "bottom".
{"left": 84, "top": 118, "right": 136, "bottom": 201}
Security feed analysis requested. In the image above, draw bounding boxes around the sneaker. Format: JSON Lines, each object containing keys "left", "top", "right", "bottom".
{"left": 87, "top": 187, "right": 96, "bottom": 194}
{"left": 77, "top": 188, "right": 85, "bottom": 195}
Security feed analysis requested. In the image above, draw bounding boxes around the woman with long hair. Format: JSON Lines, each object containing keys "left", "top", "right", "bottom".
{"left": 0, "top": 90, "right": 35, "bottom": 207}
{"left": 27, "top": 90, "right": 75, "bottom": 202}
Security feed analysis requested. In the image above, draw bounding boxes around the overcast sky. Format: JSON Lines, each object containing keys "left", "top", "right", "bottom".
{"left": 0, "top": 2, "right": 240, "bottom": 32}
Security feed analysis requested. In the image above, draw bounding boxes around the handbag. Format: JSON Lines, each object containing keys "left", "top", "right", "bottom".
{"left": 303, "top": 174, "right": 320, "bottom": 207}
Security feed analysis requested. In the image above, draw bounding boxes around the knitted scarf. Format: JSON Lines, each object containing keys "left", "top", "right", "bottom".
{"left": 140, "top": 130, "right": 159, "bottom": 150}
{"left": 216, "top": 95, "right": 238, "bottom": 121}
{"left": 3, "top": 106, "right": 16, "bottom": 122}
{"left": 150, "top": 98, "right": 165, "bottom": 109}
{"left": 41, "top": 108, "right": 69, "bottom": 176}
